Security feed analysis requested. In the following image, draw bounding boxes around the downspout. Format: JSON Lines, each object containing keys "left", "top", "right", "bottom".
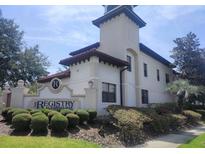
{"left": 120, "top": 66, "right": 128, "bottom": 106}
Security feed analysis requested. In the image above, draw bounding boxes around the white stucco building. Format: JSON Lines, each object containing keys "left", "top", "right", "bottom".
{"left": 37, "top": 5, "right": 176, "bottom": 114}
{"left": 2, "top": 5, "right": 176, "bottom": 115}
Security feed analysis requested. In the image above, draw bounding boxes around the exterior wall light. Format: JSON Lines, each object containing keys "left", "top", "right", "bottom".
{"left": 88, "top": 80, "right": 94, "bottom": 88}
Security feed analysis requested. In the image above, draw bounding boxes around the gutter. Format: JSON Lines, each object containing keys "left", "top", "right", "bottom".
{"left": 120, "top": 66, "right": 128, "bottom": 106}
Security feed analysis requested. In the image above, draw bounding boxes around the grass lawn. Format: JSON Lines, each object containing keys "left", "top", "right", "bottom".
{"left": 178, "top": 133, "right": 205, "bottom": 148}
{"left": 0, "top": 136, "right": 100, "bottom": 148}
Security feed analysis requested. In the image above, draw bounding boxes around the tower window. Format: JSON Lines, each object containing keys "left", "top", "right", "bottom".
{"left": 127, "top": 55, "right": 132, "bottom": 72}
{"left": 144, "top": 63, "right": 148, "bottom": 77}
{"left": 157, "top": 69, "right": 160, "bottom": 81}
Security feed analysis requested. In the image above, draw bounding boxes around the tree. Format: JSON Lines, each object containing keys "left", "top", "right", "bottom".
{"left": 170, "top": 32, "right": 205, "bottom": 85}
{"left": 0, "top": 9, "right": 24, "bottom": 87}
{"left": 0, "top": 9, "right": 50, "bottom": 87}
{"left": 11, "top": 45, "right": 50, "bottom": 85}
{"left": 167, "top": 79, "right": 198, "bottom": 112}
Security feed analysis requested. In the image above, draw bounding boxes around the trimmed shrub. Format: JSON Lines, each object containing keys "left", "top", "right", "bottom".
{"left": 30, "top": 109, "right": 42, "bottom": 115}
{"left": 168, "top": 114, "right": 187, "bottom": 130}
{"left": 148, "top": 115, "right": 171, "bottom": 134}
{"left": 1, "top": 107, "right": 12, "bottom": 120}
{"left": 40, "top": 108, "right": 52, "bottom": 116}
{"left": 7, "top": 108, "right": 26, "bottom": 122}
{"left": 182, "top": 110, "right": 202, "bottom": 124}
{"left": 50, "top": 114, "right": 68, "bottom": 132}
{"left": 154, "top": 102, "right": 178, "bottom": 115}
{"left": 66, "top": 113, "right": 79, "bottom": 128}
{"left": 12, "top": 110, "right": 29, "bottom": 118}
{"left": 107, "top": 105, "right": 151, "bottom": 145}
{"left": 31, "top": 114, "right": 49, "bottom": 133}
{"left": 60, "top": 109, "right": 73, "bottom": 116}
{"left": 195, "top": 109, "right": 205, "bottom": 119}
{"left": 27, "top": 109, "right": 32, "bottom": 112}
{"left": 12, "top": 113, "right": 32, "bottom": 131}
{"left": 48, "top": 111, "right": 61, "bottom": 122}
{"left": 87, "top": 109, "right": 97, "bottom": 122}
{"left": 75, "top": 109, "right": 89, "bottom": 124}
{"left": 32, "top": 112, "right": 45, "bottom": 117}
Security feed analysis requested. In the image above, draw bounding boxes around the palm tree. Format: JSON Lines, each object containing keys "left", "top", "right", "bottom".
{"left": 167, "top": 80, "right": 198, "bottom": 112}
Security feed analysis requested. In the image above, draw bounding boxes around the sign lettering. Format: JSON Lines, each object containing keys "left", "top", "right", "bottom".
{"left": 34, "top": 99, "right": 75, "bottom": 110}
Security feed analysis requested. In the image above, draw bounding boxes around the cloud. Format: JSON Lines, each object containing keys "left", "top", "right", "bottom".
{"left": 41, "top": 5, "right": 102, "bottom": 24}
{"left": 136, "top": 5, "right": 204, "bottom": 61}
{"left": 157, "top": 6, "right": 204, "bottom": 20}
{"left": 25, "top": 30, "right": 95, "bottom": 46}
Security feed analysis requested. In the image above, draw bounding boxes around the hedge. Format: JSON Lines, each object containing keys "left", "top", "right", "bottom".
{"left": 7, "top": 108, "right": 27, "bottom": 122}
{"left": 48, "top": 111, "right": 61, "bottom": 122}
{"left": 12, "top": 113, "right": 32, "bottom": 131}
{"left": 40, "top": 108, "right": 52, "bottom": 116}
{"left": 12, "top": 110, "right": 30, "bottom": 118}
{"left": 168, "top": 114, "right": 187, "bottom": 130}
{"left": 182, "top": 110, "right": 202, "bottom": 123}
{"left": 87, "top": 109, "right": 97, "bottom": 122}
{"left": 154, "top": 102, "right": 178, "bottom": 114}
{"left": 30, "top": 109, "right": 42, "bottom": 115}
{"left": 50, "top": 114, "right": 68, "bottom": 132}
{"left": 60, "top": 109, "right": 73, "bottom": 116}
{"left": 195, "top": 109, "right": 205, "bottom": 119}
{"left": 31, "top": 114, "right": 49, "bottom": 133}
{"left": 66, "top": 113, "right": 79, "bottom": 128}
{"left": 107, "top": 105, "right": 151, "bottom": 145}
{"left": 75, "top": 109, "right": 89, "bottom": 124}
{"left": 1, "top": 107, "right": 12, "bottom": 120}
{"left": 32, "top": 112, "right": 45, "bottom": 117}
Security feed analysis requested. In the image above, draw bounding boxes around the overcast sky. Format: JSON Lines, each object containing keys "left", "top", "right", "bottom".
{"left": 1, "top": 5, "right": 205, "bottom": 74}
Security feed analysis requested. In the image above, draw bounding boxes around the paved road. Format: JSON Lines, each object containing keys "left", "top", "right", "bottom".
{"left": 136, "top": 125, "right": 205, "bottom": 148}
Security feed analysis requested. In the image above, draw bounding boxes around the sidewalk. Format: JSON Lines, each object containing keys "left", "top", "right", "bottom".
{"left": 136, "top": 125, "right": 205, "bottom": 148}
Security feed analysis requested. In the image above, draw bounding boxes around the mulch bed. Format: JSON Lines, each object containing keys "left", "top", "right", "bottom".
{"left": 0, "top": 115, "right": 124, "bottom": 148}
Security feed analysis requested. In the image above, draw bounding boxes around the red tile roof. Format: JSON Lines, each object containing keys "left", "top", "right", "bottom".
{"left": 60, "top": 48, "right": 129, "bottom": 67}
{"left": 38, "top": 70, "right": 70, "bottom": 83}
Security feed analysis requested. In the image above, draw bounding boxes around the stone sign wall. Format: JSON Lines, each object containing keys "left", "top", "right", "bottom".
{"left": 1, "top": 79, "right": 98, "bottom": 112}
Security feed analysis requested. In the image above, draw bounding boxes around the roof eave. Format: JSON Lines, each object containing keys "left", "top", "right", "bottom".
{"left": 92, "top": 6, "right": 146, "bottom": 28}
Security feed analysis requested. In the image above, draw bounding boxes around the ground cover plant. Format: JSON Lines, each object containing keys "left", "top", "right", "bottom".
{"left": 107, "top": 104, "right": 202, "bottom": 146}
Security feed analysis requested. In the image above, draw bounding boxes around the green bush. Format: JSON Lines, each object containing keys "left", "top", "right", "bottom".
{"left": 30, "top": 109, "right": 42, "bottom": 115}
{"left": 87, "top": 109, "right": 97, "bottom": 122}
{"left": 195, "top": 109, "right": 205, "bottom": 119}
{"left": 148, "top": 115, "right": 170, "bottom": 134}
{"left": 12, "top": 110, "right": 29, "bottom": 118}
{"left": 154, "top": 102, "right": 178, "bottom": 114}
{"left": 48, "top": 111, "right": 61, "bottom": 122}
{"left": 66, "top": 113, "right": 79, "bottom": 128}
{"left": 32, "top": 112, "right": 45, "bottom": 117}
{"left": 50, "top": 114, "right": 68, "bottom": 132}
{"left": 107, "top": 105, "right": 151, "bottom": 145}
{"left": 1, "top": 107, "right": 12, "bottom": 120}
{"left": 7, "top": 108, "right": 26, "bottom": 122}
{"left": 12, "top": 113, "right": 32, "bottom": 131}
{"left": 182, "top": 110, "right": 202, "bottom": 124}
{"left": 40, "top": 108, "right": 52, "bottom": 116}
{"left": 75, "top": 109, "right": 89, "bottom": 124}
{"left": 27, "top": 109, "right": 32, "bottom": 112}
{"left": 168, "top": 114, "right": 187, "bottom": 130}
{"left": 60, "top": 109, "right": 73, "bottom": 116}
{"left": 31, "top": 115, "right": 49, "bottom": 133}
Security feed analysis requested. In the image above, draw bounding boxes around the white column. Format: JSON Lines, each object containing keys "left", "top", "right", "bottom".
{"left": 2, "top": 84, "right": 11, "bottom": 107}
{"left": 10, "top": 80, "right": 25, "bottom": 108}
{"left": 84, "top": 79, "right": 98, "bottom": 110}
